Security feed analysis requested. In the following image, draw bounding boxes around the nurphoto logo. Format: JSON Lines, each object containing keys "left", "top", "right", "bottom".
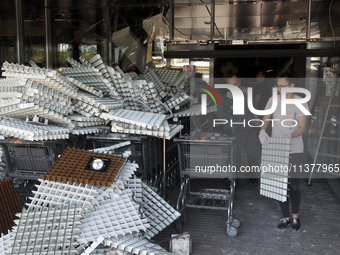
{"left": 201, "top": 85, "right": 311, "bottom": 116}
{"left": 197, "top": 81, "right": 223, "bottom": 115}
{"left": 198, "top": 81, "right": 311, "bottom": 128}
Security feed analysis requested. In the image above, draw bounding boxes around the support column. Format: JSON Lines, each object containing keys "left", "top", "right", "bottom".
{"left": 113, "top": 5, "right": 119, "bottom": 63}
{"left": 210, "top": 0, "right": 215, "bottom": 41}
{"left": 45, "top": 0, "right": 53, "bottom": 69}
{"left": 163, "top": 138, "right": 166, "bottom": 197}
{"left": 15, "top": 0, "right": 24, "bottom": 64}
{"left": 166, "top": 0, "right": 174, "bottom": 69}
{"left": 209, "top": 0, "right": 215, "bottom": 80}
{"left": 105, "top": 0, "right": 112, "bottom": 66}
{"left": 306, "top": 0, "right": 312, "bottom": 40}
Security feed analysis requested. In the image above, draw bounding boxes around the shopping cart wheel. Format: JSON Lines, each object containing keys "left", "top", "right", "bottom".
{"left": 226, "top": 225, "right": 238, "bottom": 237}
{"left": 231, "top": 218, "right": 240, "bottom": 228}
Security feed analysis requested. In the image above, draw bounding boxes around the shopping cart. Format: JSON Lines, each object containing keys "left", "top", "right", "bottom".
{"left": 0, "top": 138, "right": 68, "bottom": 180}
{"left": 174, "top": 133, "right": 240, "bottom": 237}
{"left": 0, "top": 134, "right": 89, "bottom": 180}
{"left": 86, "top": 133, "right": 163, "bottom": 185}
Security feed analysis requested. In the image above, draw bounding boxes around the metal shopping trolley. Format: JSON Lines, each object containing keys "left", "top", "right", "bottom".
{"left": 174, "top": 133, "right": 240, "bottom": 237}
{"left": 0, "top": 138, "right": 68, "bottom": 180}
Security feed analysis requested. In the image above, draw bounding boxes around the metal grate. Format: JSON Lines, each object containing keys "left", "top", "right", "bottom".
{"left": 79, "top": 189, "right": 150, "bottom": 243}
{"left": 10, "top": 205, "right": 83, "bottom": 255}
{"left": 0, "top": 232, "right": 12, "bottom": 254}
{"left": 44, "top": 147, "right": 126, "bottom": 187}
{"left": 27, "top": 179, "right": 100, "bottom": 211}
{"left": 126, "top": 178, "right": 181, "bottom": 239}
{"left": 0, "top": 178, "right": 22, "bottom": 235}
{"left": 260, "top": 137, "right": 290, "bottom": 202}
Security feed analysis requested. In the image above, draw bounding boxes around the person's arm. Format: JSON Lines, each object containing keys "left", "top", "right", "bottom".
{"left": 258, "top": 113, "right": 272, "bottom": 144}
{"left": 260, "top": 113, "right": 273, "bottom": 131}
{"left": 258, "top": 96, "right": 273, "bottom": 144}
{"left": 290, "top": 115, "right": 307, "bottom": 137}
{"left": 255, "top": 94, "right": 262, "bottom": 106}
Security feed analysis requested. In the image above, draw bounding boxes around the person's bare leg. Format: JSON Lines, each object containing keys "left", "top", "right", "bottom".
{"left": 291, "top": 213, "right": 301, "bottom": 232}
{"left": 292, "top": 213, "right": 299, "bottom": 219}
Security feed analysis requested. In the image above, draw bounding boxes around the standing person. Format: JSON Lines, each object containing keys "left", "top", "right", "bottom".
{"left": 253, "top": 70, "right": 273, "bottom": 136}
{"left": 258, "top": 71, "right": 309, "bottom": 232}
{"left": 226, "top": 75, "right": 261, "bottom": 185}
{"left": 254, "top": 70, "right": 272, "bottom": 112}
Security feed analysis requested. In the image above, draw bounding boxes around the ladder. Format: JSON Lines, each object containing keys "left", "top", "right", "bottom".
{"left": 308, "top": 69, "right": 340, "bottom": 185}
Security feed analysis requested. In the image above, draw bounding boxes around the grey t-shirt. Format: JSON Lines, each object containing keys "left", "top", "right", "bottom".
{"left": 265, "top": 95, "right": 309, "bottom": 154}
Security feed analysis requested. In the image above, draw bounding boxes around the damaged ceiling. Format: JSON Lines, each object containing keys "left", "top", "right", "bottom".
{"left": 0, "top": 0, "right": 167, "bottom": 44}
{"left": 1, "top": 0, "right": 339, "bottom": 45}
{"left": 171, "top": 0, "right": 340, "bottom": 42}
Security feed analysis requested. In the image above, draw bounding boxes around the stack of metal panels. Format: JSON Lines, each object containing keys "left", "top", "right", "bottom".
{"left": 0, "top": 55, "right": 216, "bottom": 142}
{"left": 0, "top": 148, "right": 180, "bottom": 255}
{"left": 0, "top": 118, "right": 69, "bottom": 141}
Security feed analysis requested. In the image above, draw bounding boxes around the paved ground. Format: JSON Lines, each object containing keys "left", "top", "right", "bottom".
{"left": 2, "top": 165, "right": 339, "bottom": 255}
{"left": 154, "top": 178, "right": 340, "bottom": 255}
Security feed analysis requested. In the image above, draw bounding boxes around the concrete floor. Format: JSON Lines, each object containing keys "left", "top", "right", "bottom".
{"left": 2, "top": 165, "right": 339, "bottom": 255}
{"left": 154, "top": 178, "right": 340, "bottom": 255}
